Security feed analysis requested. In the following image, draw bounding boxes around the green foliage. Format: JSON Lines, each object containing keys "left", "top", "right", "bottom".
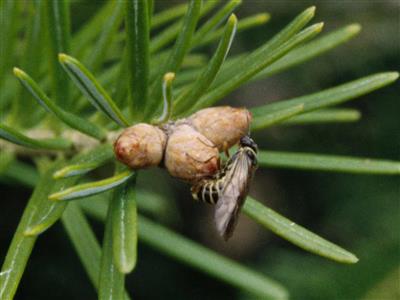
{"left": 61, "top": 202, "right": 111, "bottom": 292}
{"left": 282, "top": 108, "right": 361, "bottom": 125}
{"left": 0, "top": 1, "right": 398, "bottom": 299}
{"left": 82, "top": 199, "right": 288, "bottom": 300}
{"left": 53, "top": 144, "right": 114, "bottom": 179}
{"left": 44, "top": 0, "right": 71, "bottom": 109}
{"left": 174, "top": 13, "right": 238, "bottom": 115}
{"left": 0, "top": 123, "right": 72, "bottom": 150}
{"left": 125, "top": 0, "right": 150, "bottom": 120}
{"left": 244, "top": 198, "right": 358, "bottom": 264}
{"left": 49, "top": 170, "right": 135, "bottom": 201}
{"left": 0, "top": 161, "right": 63, "bottom": 300}
{"left": 99, "top": 200, "right": 126, "bottom": 300}
{"left": 257, "top": 151, "right": 400, "bottom": 175}
{"left": 111, "top": 180, "right": 138, "bottom": 274}
{"left": 251, "top": 72, "right": 399, "bottom": 121}
{"left": 154, "top": 72, "right": 176, "bottom": 123}
{"left": 147, "top": 0, "right": 202, "bottom": 119}
{"left": 13, "top": 67, "right": 106, "bottom": 140}
{"left": 58, "top": 54, "right": 130, "bottom": 127}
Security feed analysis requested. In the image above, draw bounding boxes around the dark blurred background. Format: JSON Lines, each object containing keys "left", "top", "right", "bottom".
{"left": 1, "top": 1, "right": 399, "bottom": 299}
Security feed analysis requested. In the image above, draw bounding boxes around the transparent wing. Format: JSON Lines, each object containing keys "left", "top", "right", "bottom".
{"left": 214, "top": 151, "right": 253, "bottom": 240}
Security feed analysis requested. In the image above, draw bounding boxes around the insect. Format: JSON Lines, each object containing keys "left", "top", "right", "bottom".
{"left": 191, "top": 135, "right": 258, "bottom": 240}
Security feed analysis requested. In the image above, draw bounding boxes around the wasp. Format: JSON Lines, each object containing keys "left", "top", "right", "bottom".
{"left": 191, "top": 135, "right": 258, "bottom": 240}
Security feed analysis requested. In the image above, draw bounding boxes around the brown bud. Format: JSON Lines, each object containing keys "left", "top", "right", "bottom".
{"left": 114, "top": 123, "right": 167, "bottom": 169}
{"left": 189, "top": 106, "right": 252, "bottom": 151}
{"left": 164, "top": 124, "right": 220, "bottom": 182}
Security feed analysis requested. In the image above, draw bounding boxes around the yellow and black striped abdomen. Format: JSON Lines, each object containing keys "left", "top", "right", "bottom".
{"left": 191, "top": 178, "right": 224, "bottom": 205}
{"left": 191, "top": 153, "right": 236, "bottom": 204}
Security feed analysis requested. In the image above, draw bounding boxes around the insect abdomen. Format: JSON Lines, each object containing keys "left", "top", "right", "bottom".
{"left": 191, "top": 179, "right": 223, "bottom": 205}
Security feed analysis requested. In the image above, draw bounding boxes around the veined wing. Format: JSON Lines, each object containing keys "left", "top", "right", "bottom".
{"left": 214, "top": 149, "right": 254, "bottom": 240}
